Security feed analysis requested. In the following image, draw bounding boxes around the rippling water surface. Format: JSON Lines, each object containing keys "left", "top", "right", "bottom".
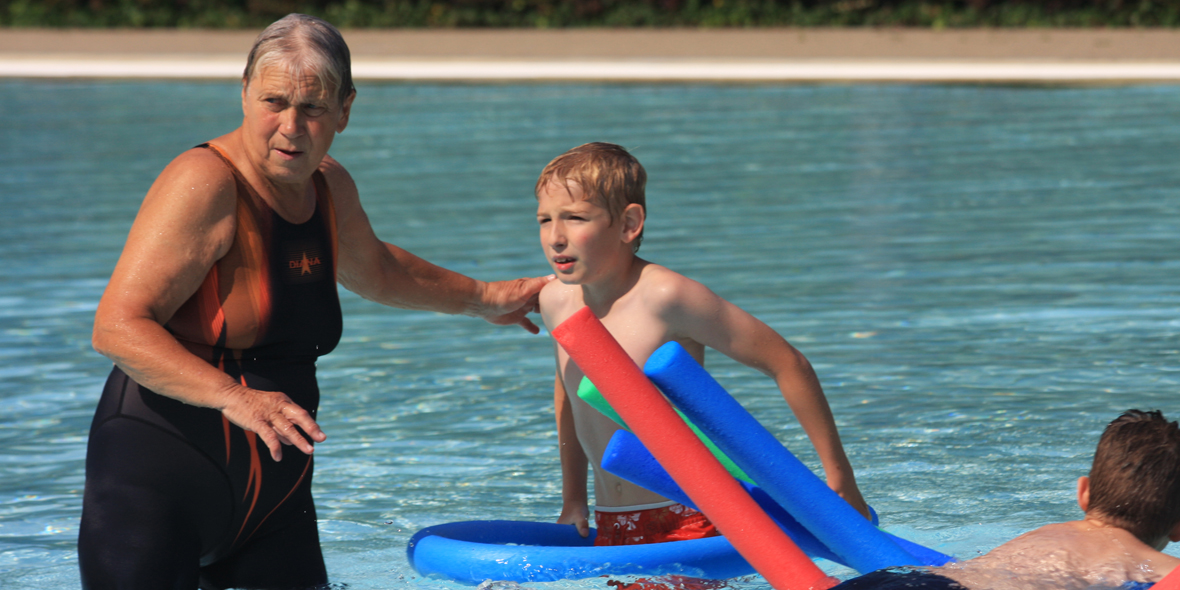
{"left": 3, "top": 80, "right": 1180, "bottom": 588}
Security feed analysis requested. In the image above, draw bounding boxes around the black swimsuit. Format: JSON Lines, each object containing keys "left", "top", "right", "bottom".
{"left": 831, "top": 569, "right": 966, "bottom": 590}
{"left": 79, "top": 144, "right": 343, "bottom": 590}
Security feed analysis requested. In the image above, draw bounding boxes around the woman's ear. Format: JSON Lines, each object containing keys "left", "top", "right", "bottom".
{"left": 336, "top": 89, "right": 356, "bottom": 133}
{"left": 241, "top": 77, "right": 249, "bottom": 116}
{"left": 620, "top": 203, "right": 645, "bottom": 245}
{"left": 1077, "top": 476, "right": 1091, "bottom": 513}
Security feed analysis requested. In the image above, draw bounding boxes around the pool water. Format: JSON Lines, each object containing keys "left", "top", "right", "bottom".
{"left": 3, "top": 79, "right": 1180, "bottom": 589}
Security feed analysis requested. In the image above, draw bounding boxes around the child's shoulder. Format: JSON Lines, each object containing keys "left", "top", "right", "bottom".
{"left": 539, "top": 277, "right": 582, "bottom": 327}
{"left": 633, "top": 262, "right": 721, "bottom": 311}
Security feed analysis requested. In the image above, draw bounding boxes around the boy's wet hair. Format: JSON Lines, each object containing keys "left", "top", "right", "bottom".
{"left": 536, "top": 142, "right": 647, "bottom": 252}
{"left": 1088, "top": 409, "right": 1180, "bottom": 544}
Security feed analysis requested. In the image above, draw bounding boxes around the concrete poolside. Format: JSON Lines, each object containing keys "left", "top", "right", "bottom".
{"left": 3, "top": 27, "right": 1180, "bottom": 82}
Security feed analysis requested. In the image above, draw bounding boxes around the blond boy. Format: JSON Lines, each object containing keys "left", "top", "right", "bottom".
{"left": 536, "top": 142, "right": 869, "bottom": 545}
{"left": 832, "top": 410, "right": 1180, "bottom": 590}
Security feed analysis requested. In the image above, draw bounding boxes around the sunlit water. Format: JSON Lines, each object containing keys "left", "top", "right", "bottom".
{"left": 3, "top": 79, "right": 1180, "bottom": 589}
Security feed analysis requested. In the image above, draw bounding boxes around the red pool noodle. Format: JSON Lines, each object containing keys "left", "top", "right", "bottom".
{"left": 551, "top": 307, "right": 837, "bottom": 590}
{"left": 1152, "top": 567, "right": 1180, "bottom": 590}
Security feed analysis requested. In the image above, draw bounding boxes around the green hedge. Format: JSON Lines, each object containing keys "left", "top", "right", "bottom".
{"left": 5, "top": 0, "right": 1180, "bottom": 28}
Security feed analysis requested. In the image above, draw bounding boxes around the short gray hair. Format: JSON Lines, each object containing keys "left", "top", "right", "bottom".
{"left": 243, "top": 13, "right": 355, "bottom": 107}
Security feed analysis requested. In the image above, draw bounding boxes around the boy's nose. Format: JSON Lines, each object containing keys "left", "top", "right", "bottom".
{"left": 546, "top": 226, "right": 566, "bottom": 248}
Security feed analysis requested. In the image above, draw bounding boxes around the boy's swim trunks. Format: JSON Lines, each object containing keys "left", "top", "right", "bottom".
{"left": 830, "top": 569, "right": 966, "bottom": 589}
{"left": 593, "top": 502, "right": 719, "bottom": 546}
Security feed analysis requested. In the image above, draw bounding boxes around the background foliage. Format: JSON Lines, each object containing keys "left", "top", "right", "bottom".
{"left": 3, "top": 0, "right": 1180, "bottom": 27}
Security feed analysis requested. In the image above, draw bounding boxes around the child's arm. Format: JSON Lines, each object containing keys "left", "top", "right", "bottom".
{"left": 554, "top": 371, "right": 591, "bottom": 537}
{"left": 662, "top": 276, "right": 870, "bottom": 519}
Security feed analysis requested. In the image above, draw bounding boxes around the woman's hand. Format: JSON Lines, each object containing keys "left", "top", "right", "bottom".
{"left": 217, "top": 383, "right": 327, "bottom": 462}
{"left": 476, "top": 275, "right": 555, "bottom": 334}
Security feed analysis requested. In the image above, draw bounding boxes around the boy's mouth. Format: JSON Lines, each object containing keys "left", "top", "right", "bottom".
{"left": 552, "top": 256, "right": 576, "bottom": 271}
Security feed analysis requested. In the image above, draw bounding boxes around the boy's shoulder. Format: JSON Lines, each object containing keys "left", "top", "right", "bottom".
{"left": 539, "top": 278, "right": 583, "bottom": 329}
{"left": 632, "top": 262, "right": 726, "bottom": 316}
{"left": 956, "top": 520, "right": 1180, "bottom": 585}
{"left": 539, "top": 262, "right": 721, "bottom": 328}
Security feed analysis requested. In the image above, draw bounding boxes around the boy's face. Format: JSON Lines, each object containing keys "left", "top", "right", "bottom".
{"left": 536, "top": 179, "right": 629, "bottom": 285}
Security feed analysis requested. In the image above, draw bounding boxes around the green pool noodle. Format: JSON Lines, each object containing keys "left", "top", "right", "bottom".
{"left": 576, "top": 377, "right": 754, "bottom": 485}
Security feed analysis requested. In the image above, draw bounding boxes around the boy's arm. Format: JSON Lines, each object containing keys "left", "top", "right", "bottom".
{"left": 554, "top": 371, "right": 591, "bottom": 537}
{"left": 663, "top": 277, "right": 870, "bottom": 519}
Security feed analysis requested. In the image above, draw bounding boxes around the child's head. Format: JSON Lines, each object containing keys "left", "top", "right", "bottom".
{"left": 1084, "top": 409, "right": 1180, "bottom": 546}
{"left": 535, "top": 142, "right": 647, "bottom": 252}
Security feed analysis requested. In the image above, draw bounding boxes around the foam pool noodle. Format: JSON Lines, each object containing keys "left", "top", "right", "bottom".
{"left": 551, "top": 307, "right": 837, "bottom": 590}
{"left": 577, "top": 377, "right": 754, "bottom": 484}
{"left": 408, "top": 519, "right": 761, "bottom": 583}
{"left": 601, "top": 428, "right": 953, "bottom": 569}
{"left": 643, "top": 340, "right": 937, "bottom": 573}
{"left": 602, "top": 428, "right": 844, "bottom": 565}
{"left": 1150, "top": 565, "right": 1180, "bottom": 590}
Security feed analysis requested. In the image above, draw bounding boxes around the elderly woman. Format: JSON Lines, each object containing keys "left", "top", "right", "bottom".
{"left": 80, "top": 14, "right": 548, "bottom": 590}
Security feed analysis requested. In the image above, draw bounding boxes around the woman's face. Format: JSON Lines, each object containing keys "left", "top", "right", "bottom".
{"left": 240, "top": 63, "right": 353, "bottom": 187}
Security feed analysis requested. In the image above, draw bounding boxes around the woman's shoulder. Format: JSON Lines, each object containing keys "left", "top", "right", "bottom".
{"left": 138, "top": 145, "right": 240, "bottom": 227}
{"left": 316, "top": 154, "right": 360, "bottom": 204}
{"left": 317, "top": 154, "right": 354, "bottom": 185}
{"left": 154, "top": 144, "right": 238, "bottom": 194}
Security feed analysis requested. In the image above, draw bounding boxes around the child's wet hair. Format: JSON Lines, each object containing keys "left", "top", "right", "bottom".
{"left": 536, "top": 142, "right": 647, "bottom": 252}
{"left": 1088, "top": 409, "right": 1180, "bottom": 544}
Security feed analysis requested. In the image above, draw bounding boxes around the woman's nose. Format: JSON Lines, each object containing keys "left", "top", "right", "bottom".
{"left": 279, "top": 107, "right": 304, "bottom": 136}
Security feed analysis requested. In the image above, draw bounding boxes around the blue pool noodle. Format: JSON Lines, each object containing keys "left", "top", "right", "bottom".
{"left": 602, "top": 429, "right": 845, "bottom": 565}
{"left": 643, "top": 342, "right": 935, "bottom": 573}
{"left": 602, "top": 429, "right": 952, "bottom": 568}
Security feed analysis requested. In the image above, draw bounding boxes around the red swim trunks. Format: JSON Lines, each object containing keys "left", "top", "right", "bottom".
{"left": 593, "top": 502, "right": 720, "bottom": 547}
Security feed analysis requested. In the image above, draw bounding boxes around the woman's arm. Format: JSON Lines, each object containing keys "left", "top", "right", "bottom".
{"left": 93, "top": 148, "right": 325, "bottom": 462}
{"left": 323, "top": 157, "right": 550, "bottom": 331}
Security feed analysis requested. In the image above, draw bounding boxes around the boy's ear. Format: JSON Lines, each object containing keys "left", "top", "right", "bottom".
{"left": 620, "top": 203, "right": 645, "bottom": 245}
{"left": 1169, "top": 520, "right": 1180, "bottom": 544}
{"left": 1077, "top": 476, "right": 1091, "bottom": 513}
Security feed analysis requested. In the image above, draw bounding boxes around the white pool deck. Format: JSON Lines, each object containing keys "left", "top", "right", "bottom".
{"left": 4, "top": 28, "right": 1180, "bottom": 83}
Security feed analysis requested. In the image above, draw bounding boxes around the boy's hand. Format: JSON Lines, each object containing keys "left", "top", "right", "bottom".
{"left": 477, "top": 275, "right": 555, "bottom": 334}
{"left": 557, "top": 503, "right": 591, "bottom": 538}
{"left": 833, "top": 482, "right": 872, "bottom": 521}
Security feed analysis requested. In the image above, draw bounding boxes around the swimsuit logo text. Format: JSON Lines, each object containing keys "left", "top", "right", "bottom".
{"left": 284, "top": 240, "right": 327, "bottom": 284}
{"left": 290, "top": 253, "right": 322, "bottom": 275}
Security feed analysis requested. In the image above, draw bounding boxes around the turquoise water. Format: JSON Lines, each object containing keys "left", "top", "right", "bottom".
{"left": 3, "top": 79, "right": 1180, "bottom": 588}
